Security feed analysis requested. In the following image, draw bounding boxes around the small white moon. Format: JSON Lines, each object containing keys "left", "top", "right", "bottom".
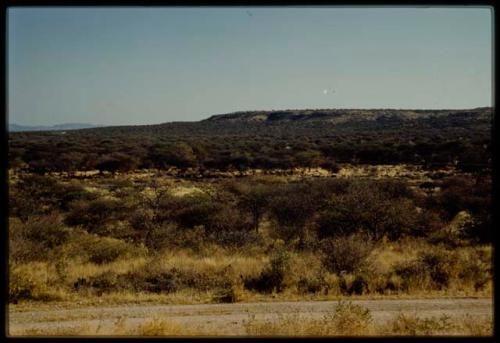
{"left": 323, "top": 89, "right": 328, "bottom": 94}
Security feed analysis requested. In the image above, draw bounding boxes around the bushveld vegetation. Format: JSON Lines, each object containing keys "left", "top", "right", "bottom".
{"left": 7, "top": 108, "right": 493, "bottom": 337}
{"left": 8, "top": 168, "right": 492, "bottom": 305}
{"left": 9, "top": 108, "right": 492, "bottom": 175}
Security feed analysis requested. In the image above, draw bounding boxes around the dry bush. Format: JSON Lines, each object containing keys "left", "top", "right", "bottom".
{"left": 207, "top": 227, "right": 261, "bottom": 250}
{"left": 393, "top": 258, "right": 432, "bottom": 292}
{"left": 244, "top": 248, "right": 290, "bottom": 293}
{"left": 9, "top": 214, "right": 71, "bottom": 263}
{"left": 17, "top": 317, "right": 204, "bottom": 336}
{"left": 211, "top": 276, "right": 244, "bottom": 303}
{"left": 392, "top": 246, "right": 492, "bottom": 293}
{"left": 245, "top": 307, "right": 491, "bottom": 337}
{"left": 64, "top": 232, "right": 147, "bottom": 265}
{"left": 82, "top": 258, "right": 240, "bottom": 297}
{"left": 320, "top": 234, "right": 374, "bottom": 274}
{"left": 388, "top": 313, "right": 454, "bottom": 335}
{"left": 276, "top": 251, "right": 327, "bottom": 295}
{"left": 315, "top": 180, "right": 419, "bottom": 240}
{"left": 394, "top": 248, "right": 454, "bottom": 292}
{"left": 326, "top": 301, "right": 373, "bottom": 335}
{"left": 459, "top": 315, "right": 494, "bottom": 336}
{"left": 338, "top": 274, "right": 371, "bottom": 295}
{"left": 144, "top": 223, "right": 206, "bottom": 252}
{"left": 245, "top": 301, "right": 373, "bottom": 336}
{"left": 296, "top": 276, "right": 325, "bottom": 295}
{"left": 9, "top": 174, "right": 96, "bottom": 220}
{"left": 9, "top": 263, "right": 66, "bottom": 303}
{"left": 384, "top": 313, "right": 493, "bottom": 336}
{"left": 268, "top": 183, "right": 317, "bottom": 242}
{"left": 135, "top": 318, "right": 189, "bottom": 336}
{"left": 166, "top": 193, "right": 221, "bottom": 229}
{"left": 88, "top": 237, "right": 142, "bottom": 264}
{"left": 245, "top": 312, "right": 327, "bottom": 336}
{"left": 454, "top": 246, "right": 492, "bottom": 291}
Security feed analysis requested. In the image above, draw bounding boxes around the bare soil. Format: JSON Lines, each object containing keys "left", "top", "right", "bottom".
{"left": 8, "top": 298, "right": 492, "bottom": 336}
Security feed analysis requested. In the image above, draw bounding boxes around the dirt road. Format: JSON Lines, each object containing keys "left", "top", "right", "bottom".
{"left": 8, "top": 298, "right": 493, "bottom": 336}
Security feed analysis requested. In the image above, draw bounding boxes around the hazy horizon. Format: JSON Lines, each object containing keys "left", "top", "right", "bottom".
{"left": 8, "top": 105, "right": 493, "bottom": 128}
{"left": 8, "top": 7, "right": 493, "bottom": 126}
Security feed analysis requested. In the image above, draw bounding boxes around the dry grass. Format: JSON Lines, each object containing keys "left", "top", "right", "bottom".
{"left": 12, "top": 302, "right": 492, "bottom": 337}
{"left": 127, "top": 317, "right": 205, "bottom": 336}
{"left": 65, "top": 257, "right": 149, "bottom": 280}
{"left": 8, "top": 172, "right": 493, "bottom": 304}
{"left": 245, "top": 306, "right": 492, "bottom": 336}
{"left": 10, "top": 239, "right": 492, "bottom": 307}
{"left": 379, "top": 313, "right": 493, "bottom": 336}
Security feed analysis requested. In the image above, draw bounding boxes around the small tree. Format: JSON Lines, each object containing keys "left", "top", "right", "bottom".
{"left": 268, "top": 183, "right": 317, "bottom": 245}
{"left": 236, "top": 183, "right": 272, "bottom": 232}
{"left": 95, "top": 153, "right": 138, "bottom": 174}
{"left": 148, "top": 143, "right": 197, "bottom": 169}
{"left": 315, "top": 180, "right": 419, "bottom": 240}
{"left": 320, "top": 159, "right": 340, "bottom": 173}
{"left": 294, "top": 150, "right": 323, "bottom": 171}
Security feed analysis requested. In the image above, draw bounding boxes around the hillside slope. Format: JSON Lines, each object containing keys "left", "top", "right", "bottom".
{"left": 8, "top": 107, "right": 492, "bottom": 173}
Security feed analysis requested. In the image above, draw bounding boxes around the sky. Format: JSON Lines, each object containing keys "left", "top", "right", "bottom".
{"left": 8, "top": 7, "right": 493, "bottom": 126}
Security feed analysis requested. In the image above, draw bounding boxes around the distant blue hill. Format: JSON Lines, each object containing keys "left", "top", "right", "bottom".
{"left": 9, "top": 123, "right": 102, "bottom": 132}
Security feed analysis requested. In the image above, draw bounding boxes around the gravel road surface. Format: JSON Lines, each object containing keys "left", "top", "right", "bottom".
{"left": 8, "top": 298, "right": 493, "bottom": 336}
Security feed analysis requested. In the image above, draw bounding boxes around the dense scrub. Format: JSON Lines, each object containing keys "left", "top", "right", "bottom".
{"left": 8, "top": 108, "right": 492, "bottom": 174}
{"left": 8, "top": 170, "right": 492, "bottom": 303}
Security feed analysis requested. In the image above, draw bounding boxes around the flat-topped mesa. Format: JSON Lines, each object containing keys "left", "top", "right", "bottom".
{"left": 202, "top": 107, "right": 492, "bottom": 124}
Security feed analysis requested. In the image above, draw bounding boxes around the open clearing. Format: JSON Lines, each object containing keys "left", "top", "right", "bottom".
{"left": 8, "top": 298, "right": 493, "bottom": 336}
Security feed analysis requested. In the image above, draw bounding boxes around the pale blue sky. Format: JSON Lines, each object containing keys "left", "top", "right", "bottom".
{"left": 8, "top": 7, "right": 493, "bottom": 126}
